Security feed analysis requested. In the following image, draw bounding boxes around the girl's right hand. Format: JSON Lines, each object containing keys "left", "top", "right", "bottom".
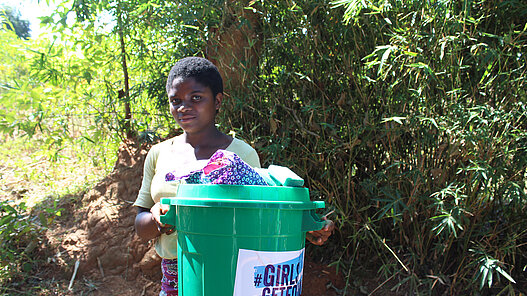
{"left": 150, "top": 202, "right": 175, "bottom": 234}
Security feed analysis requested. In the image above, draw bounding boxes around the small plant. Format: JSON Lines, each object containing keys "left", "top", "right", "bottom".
{"left": 471, "top": 249, "right": 516, "bottom": 290}
{"left": 0, "top": 201, "right": 40, "bottom": 284}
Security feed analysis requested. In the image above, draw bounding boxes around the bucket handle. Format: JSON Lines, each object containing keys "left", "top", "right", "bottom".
{"left": 159, "top": 198, "right": 176, "bottom": 226}
{"left": 302, "top": 201, "right": 326, "bottom": 232}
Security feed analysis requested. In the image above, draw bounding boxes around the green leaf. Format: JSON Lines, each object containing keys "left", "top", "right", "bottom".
{"left": 22, "top": 262, "right": 32, "bottom": 272}
{"left": 381, "top": 116, "right": 406, "bottom": 125}
{"left": 379, "top": 45, "right": 396, "bottom": 75}
{"left": 495, "top": 265, "right": 516, "bottom": 284}
{"left": 181, "top": 24, "right": 199, "bottom": 30}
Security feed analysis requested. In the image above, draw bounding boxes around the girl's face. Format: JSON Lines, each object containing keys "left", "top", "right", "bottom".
{"left": 168, "top": 77, "right": 222, "bottom": 134}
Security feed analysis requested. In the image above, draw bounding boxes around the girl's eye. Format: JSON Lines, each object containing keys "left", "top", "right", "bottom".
{"left": 170, "top": 98, "right": 181, "bottom": 105}
{"left": 191, "top": 95, "right": 202, "bottom": 102}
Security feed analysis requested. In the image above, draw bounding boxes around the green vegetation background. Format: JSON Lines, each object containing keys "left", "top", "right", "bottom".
{"left": 1, "top": 0, "right": 526, "bottom": 295}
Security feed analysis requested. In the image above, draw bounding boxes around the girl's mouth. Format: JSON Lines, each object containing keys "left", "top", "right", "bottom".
{"left": 178, "top": 115, "right": 196, "bottom": 123}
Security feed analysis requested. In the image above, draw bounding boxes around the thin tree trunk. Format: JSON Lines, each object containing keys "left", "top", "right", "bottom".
{"left": 117, "top": 6, "right": 132, "bottom": 139}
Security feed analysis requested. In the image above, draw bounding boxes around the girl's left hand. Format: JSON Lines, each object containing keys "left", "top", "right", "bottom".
{"left": 306, "top": 218, "right": 335, "bottom": 246}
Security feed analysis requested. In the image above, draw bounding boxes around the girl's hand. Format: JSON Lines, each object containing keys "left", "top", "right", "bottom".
{"left": 306, "top": 218, "right": 335, "bottom": 246}
{"left": 150, "top": 202, "right": 175, "bottom": 234}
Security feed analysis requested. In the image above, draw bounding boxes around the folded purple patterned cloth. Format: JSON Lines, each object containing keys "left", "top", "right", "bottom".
{"left": 165, "top": 150, "right": 267, "bottom": 186}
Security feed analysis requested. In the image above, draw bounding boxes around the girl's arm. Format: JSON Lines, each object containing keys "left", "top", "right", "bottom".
{"left": 135, "top": 204, "right": 173, "bottom": 240}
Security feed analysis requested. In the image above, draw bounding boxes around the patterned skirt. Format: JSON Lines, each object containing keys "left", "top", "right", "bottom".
{"left": 159, "top": 258, "right": 178, "bottom": 296}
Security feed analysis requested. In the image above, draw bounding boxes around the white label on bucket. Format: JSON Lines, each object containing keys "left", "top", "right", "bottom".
{"left": 233, "top": 248, "right": 304, "bottom": 296}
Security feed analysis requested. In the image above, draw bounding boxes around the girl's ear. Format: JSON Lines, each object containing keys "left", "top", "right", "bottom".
{"left": 214, "top": 93, "right": 223, "bottom": 111}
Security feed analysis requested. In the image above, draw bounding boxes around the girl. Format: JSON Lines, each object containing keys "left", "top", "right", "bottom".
{"left": 133, "top": 57, "right": 333, "bottom": 295}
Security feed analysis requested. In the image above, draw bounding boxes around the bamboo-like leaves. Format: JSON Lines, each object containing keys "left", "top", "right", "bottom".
{"left": 364, "top": 44, "right": 398, "bottom": 76}
{"left": 330, "top": 0, "right": 380, "bottom": 24}
{"left": 472, "top": 250, "right": 516, "bottom": 289}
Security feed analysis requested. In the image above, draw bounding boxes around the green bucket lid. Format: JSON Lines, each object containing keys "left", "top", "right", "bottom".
{"left": 161, "top": 184, "right": 324, "bottom": 210}
{"left": 165, "top": 198, "right": 324, "bottom": 210}
{"left": 177, "top": 184, "right": 310, "bottom": 201}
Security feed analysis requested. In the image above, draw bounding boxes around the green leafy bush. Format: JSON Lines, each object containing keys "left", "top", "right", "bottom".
{"left": 215, "top": 0, "right": 527, "bottom": 294}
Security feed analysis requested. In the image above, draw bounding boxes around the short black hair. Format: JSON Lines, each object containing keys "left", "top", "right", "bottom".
{"left": 166, "top": 57, "right": 223, "bottom": 96}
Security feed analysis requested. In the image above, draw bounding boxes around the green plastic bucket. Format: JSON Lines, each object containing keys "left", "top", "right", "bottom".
{"left": 160, "top": 184, "right": 325, "bottom": 296}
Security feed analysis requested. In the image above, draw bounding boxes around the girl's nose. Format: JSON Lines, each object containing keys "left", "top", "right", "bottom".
{"left": 177, "top": 100, "right": 191, "bottom": 112}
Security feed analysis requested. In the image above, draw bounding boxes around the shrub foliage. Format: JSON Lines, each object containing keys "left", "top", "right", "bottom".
{"left": 215, "top": 0, "right": 527, "bottom": 294}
